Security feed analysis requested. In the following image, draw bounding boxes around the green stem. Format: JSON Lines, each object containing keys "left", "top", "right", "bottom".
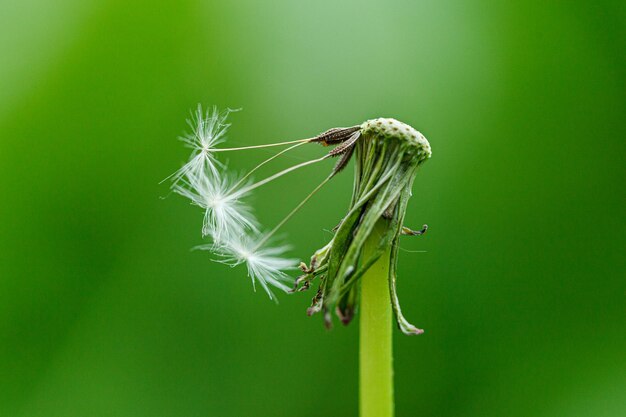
{"left": 359, "top": 220, "right": 394, "bottom": 417}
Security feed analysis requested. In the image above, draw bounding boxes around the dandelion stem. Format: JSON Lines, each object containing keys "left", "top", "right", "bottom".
{"left": 212, "top": 137, "right": 313, "bottom": 152}
{"left": 235, "top": 142, "right": 307, "bottom": 188}
{"left": 254, "top": 173, "right": 334, "bottom": 250}
{"left": 360, "top": 219, "right": 394, "bottom": 417}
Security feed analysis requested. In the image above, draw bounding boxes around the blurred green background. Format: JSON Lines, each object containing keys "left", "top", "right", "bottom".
{"left": 1, "top": 1, "right": 624, "bottom": 416}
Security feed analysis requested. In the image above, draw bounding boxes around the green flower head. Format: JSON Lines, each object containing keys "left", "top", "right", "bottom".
{"left": 297, "top": 118, "right": 431, "bottom": 335}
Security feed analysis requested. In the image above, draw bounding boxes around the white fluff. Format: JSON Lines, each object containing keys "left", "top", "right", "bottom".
{"left": 210, "top": 235, "right": 296, "bottom": 300}
{"left": 174, "top": 170, "right": 258, "bottom": 243}
{"left": 167, "top": 104, "right": 305, "bottom": 300}
{"left": 167, "top": 104, "right": 236, "bottom": 186}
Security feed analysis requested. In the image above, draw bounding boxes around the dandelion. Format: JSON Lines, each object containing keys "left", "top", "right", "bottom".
{"left": 297, "top": 118, "right": 432, "bottom": 334}
{"left": 165, "top": 106, "right": 433, "bottom": 417}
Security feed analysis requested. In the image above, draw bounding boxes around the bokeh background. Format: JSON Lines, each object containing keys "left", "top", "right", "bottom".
{"left": 1, "top": 1, "right": 624, "bottom": 416}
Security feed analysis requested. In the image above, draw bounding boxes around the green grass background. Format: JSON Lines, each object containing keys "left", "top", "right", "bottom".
{"left": 0, "top": 1, "right": 624, "bottom": 416}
